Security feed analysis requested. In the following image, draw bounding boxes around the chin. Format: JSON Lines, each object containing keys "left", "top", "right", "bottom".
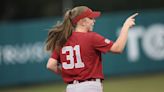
{"left": 89, "top": 27, "right": 93, "bottom": 32}
{"left": 88, "top": 29, "right": 93, "bottom": 32}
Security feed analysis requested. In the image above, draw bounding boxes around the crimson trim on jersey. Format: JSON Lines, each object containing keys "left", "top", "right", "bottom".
{"left": 72, "top": 8, "right": 101, "bottom": 25}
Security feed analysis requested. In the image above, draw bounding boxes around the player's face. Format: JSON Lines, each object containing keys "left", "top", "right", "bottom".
{"left": 83, "top": 18, "right": 95, "bottom": 32}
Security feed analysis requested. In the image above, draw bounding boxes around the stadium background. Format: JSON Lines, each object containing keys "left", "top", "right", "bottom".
{"left": 0, "top": 0, "right": 164, "bottom": 92}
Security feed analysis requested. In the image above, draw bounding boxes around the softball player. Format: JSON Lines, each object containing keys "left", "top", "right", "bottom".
{"left": 45, "top": 6, "right": 138, "bottom": 92}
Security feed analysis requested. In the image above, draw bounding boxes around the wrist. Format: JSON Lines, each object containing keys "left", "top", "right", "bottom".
{"left": 123, "top": 23, "right": 130, "bottom": 29}
{"left": 122, "top": 24, "right": 130, "bottom": 31}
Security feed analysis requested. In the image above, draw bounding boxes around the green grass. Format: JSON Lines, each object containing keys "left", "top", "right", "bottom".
{"left": 104, "top": 73, "right": 164, "bottom": 92}
{"left": 1, "top": 73, "right": 164, "bottom": 92}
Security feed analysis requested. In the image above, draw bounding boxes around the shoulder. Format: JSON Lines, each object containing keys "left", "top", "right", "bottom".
{"left": 88, "top": 31, "right": 99, "bottom": 35}
{"left": 87, "top": 32, "right": 102, "bottom": 37}
{"left": 88, "top": 32, "right": 104, "bottom": 40}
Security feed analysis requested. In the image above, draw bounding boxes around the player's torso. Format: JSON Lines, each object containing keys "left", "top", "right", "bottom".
{"left": 59, "top": 32, "right": 103, "bottom": 82}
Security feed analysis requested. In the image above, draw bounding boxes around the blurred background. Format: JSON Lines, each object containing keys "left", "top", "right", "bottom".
{"left": 0, "top": 0, "right": 164, "bottom": 92}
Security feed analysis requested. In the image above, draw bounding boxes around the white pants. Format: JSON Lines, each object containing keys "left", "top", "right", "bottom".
{"left": 66, "top": 81, "right": 103, "bottom": 92}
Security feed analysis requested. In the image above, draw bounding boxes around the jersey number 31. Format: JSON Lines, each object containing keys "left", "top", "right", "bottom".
{"left": 62, "top": 45, "right": 85, "bottom": 69}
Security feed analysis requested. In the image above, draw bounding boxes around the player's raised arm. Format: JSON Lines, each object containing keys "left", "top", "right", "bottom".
{"left": 110, "top": 13, "right": 139, "bottom": 53}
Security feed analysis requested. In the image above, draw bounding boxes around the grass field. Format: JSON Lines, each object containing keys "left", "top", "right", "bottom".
{"left": 0, "top": 73, "right": 164, "bottom": 92}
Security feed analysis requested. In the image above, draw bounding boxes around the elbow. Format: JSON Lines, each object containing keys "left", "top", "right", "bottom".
{"left": 110, "top": 44, "right": 124, "bottom": 54}
{"left": 46, "top": 58, "right": 56, "bottom": 70}
{"left": 46, "top": 62, "right": 54, "bottom": 70}
{"left": 46, "top": 63, "right": 52, "bottom": 70}
{"left": 112, "top": 48, "right": 123, "bottom": 54}
{"left": 114, "top": 46, "right": 124, "bottom": 53}
{"left": 114, "top": 49, "right": 123, "bottom": 54}
{"left": 46, "top": 58, "right": 59, "bottom": 74}
{"left": 46, "top": 62, "right": 58, "bottom": 73}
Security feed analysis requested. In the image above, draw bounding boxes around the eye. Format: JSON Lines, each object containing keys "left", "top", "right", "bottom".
{"left": 89, "top": 18, "right": 94, "bottom": 20}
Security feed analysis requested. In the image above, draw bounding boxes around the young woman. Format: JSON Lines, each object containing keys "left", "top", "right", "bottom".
{"left": 45, "top": 6, "right": 138, "bottom": 92}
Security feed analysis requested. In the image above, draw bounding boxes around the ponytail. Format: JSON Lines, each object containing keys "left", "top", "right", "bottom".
{"left": 45, "top": 9, "right": 74, "bottom": 53}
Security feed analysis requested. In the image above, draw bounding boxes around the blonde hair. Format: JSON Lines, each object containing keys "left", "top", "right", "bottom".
{"left": 45, "top": 6, "right": 89, "bottom": 53}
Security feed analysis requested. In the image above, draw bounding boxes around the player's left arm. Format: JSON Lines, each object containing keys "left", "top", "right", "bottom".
{"left": 46, "top": 58, "right": 62, "bottom": 74}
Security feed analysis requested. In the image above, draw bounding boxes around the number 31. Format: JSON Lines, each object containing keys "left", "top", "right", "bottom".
{"left": 62, "top": 45, "right": 85, "bottom": 69}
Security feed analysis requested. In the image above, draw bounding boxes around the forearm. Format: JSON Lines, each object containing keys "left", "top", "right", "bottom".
{"left": 113, "top": 25, "right": 129, "bottom": 52}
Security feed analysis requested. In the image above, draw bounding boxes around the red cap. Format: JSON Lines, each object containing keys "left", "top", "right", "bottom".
{"left": 72, "top": 8, "right": 101, "bottom": 25}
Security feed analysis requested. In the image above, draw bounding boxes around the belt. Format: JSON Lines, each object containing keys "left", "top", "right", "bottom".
{"left": 68, "top": 78, "right": 102, "bottom": 84}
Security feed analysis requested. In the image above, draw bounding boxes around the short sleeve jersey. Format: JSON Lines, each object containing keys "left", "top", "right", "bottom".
{"left": 51, "top": 31, "right": 113, "bottom": 83}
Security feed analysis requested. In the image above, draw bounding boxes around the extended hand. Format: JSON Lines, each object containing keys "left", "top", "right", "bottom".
{"left": 123, "top": 13, "right": 139, "bottom": 28}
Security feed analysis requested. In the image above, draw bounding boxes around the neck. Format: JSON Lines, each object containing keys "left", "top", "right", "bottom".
{"left": 75, "top": 25, "right": 88, "bottom": 33}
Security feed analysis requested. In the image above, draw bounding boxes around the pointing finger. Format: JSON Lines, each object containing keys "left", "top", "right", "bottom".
{"left": 130, "top": 13, "right": 139, "bottom": 18}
